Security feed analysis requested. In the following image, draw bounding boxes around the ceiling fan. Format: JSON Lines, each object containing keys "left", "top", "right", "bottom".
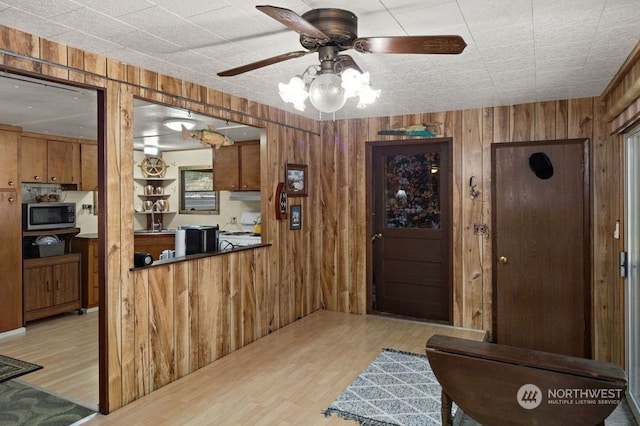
{"left": 216, "top": 5, "right": 467, "bottom": 77}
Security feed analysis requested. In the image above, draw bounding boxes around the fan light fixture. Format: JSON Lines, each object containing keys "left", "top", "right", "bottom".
{"left": 163, "top": 118, "right": 196, "bottom": 131}
{"left": 278, "top": 50, "right": 380, "bottom": 116}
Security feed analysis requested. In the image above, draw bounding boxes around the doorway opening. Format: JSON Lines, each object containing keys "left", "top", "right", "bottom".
{"left": 625, "top": 124, "right": 640, "bottom": 420}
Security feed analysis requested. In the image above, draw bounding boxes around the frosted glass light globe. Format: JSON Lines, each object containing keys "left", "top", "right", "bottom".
{"left": 308, "top": 73, "right": 347, "bottom": 113}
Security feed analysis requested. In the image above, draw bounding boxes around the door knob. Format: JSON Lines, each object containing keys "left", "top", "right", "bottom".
{"left": 371, "top": 233, "right": 383, "bottom": 242}
{"left": 499, "top": 256, "right": 508, "bottom": 265}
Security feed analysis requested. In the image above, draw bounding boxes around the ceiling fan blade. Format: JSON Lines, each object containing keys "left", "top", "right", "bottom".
{"left": 336, "top": 55, "right": 362, "bottom": 74}
{"left": 353, "top": 35, "right": 467, "bottom": 55}
{"left": 256, "top": 5, "right": 329, "bottom": 41}
{"left": 217, "top": 50, "right": 314, "bottom": 77}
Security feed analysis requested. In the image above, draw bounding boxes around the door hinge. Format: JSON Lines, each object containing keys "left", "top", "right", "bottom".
{"left": 619, "top": 251, "right": 628, "bottom": 278}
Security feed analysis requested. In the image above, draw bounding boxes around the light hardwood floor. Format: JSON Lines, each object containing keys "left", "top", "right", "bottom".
{"left": 0, "top": 310, "right": 98, "bottom": 407}
{"left": 0, "top": 309, "right": 486, "bottom": 424}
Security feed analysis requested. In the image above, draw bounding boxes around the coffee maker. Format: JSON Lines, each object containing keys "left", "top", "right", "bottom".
{"left": 181, "top": 225, "right": 219, "bottom": 255}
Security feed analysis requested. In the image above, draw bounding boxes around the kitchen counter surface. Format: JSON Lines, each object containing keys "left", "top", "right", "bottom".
{"left": 131, "top": 243, "right": 270, "bottom": 271}
{"left": 76, "top": 233, "right": 98, "bottom": 239}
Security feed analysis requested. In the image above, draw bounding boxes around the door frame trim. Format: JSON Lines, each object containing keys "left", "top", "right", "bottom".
{"left": 491, "top": 138, "right": 591, "bottom": 357}
{"left": 365, "top": 138, "right": 453, "bottom": 323}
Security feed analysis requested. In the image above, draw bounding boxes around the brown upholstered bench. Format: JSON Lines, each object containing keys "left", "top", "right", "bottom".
{"left": 426, "top": 335, "right": 627, "bottom": 426}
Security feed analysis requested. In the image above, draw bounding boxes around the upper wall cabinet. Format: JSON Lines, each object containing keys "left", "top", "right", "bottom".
{"left": 213, "top": 141, "right": 260, "bottom": 191}
{"left": 80, "top": 142, "right": 98, "bottom": 191}
{"left": 21, "top": 136, "right": 81, "bottom": 185}
{"left": 0, "top": 127, "right": 19, "bottom": 189}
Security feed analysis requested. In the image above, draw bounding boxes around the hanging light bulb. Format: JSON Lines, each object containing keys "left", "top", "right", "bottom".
{"left": 308, "top": 73, "right": 347, "bottom": 113}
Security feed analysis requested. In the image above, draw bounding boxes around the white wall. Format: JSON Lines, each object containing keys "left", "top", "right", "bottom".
{"left": 133, "top": 149, "right": 260, "bottom": 231}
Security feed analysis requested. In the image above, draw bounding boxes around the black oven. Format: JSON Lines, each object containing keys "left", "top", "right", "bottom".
{"left": 22, "top": 202, "right": 76, "bottom": 231}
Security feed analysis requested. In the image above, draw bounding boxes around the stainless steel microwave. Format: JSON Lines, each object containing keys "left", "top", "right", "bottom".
{"left": 22, "top": 202, "right": 76, "bottom": 231}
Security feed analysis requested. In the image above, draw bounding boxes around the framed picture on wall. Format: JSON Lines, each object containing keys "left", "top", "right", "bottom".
{"left": 290, "top": 205, "right": 302, "bottom": 230}
{"left": 285, "top": 163, "right": 308, "bottom": 196}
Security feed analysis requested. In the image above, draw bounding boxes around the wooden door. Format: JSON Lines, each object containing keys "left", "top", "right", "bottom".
{"left": 52, "top": 257, "right": 80, "bottom": 306}
{"left": 371, "top": 139, "right": 451, "bottom": 322}
{"left": 20, "top": 136, "right": 48, "bottom": 183}
{"left": 48, "top": 140, "right": 80, "bottom": 184}
{"left": 492, "top": 139, "right": 590, "bottom": 357}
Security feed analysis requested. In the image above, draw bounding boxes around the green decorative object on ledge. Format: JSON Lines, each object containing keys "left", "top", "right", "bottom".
{"left": 378, "top": 122, "right": 440, "bottom": 137}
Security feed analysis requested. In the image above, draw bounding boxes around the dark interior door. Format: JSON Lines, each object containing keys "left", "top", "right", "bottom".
{"left": 492, "top": 139, "right": 590, "bottom": 357}
{"left": 371, "top": 140, "right": 451, "bottom": 322}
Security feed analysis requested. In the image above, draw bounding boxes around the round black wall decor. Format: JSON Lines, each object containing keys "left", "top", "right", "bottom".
{"left": 528, "top": 152, "right": 554, "bottom": 179}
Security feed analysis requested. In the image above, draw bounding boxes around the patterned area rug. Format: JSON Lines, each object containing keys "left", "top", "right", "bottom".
{"left": 323, "top": 348, "right": 455, "bottom": 425}
{"left": 0, "top": 354, "right": 42, "bottom": 384}
{"left": 0, "top": 380, "right": 96, "bottom": 426}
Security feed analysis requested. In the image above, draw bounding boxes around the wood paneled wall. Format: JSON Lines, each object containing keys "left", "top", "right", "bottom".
{"left": 0, "top": 24, "right": 626, "bottom": 414}
{"left": 319, "top": 99, "right": 624, "bottom": 367}
{"left": 0, "top": 25, "right": 322, "bottom": 412}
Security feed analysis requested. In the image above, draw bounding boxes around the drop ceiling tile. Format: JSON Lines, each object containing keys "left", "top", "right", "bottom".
{"left": 598, "top": 2, "right": 640, "bottom": 28}
{"left": 458, "top": 0, "right": 533, "bottom": 30}
{"left": 47, "top": 7, "right": 137, "bottom": 39}
{"left": 471, "top": 23, "right": 534, "bottom": 49}
{"left": 392, "top": 2, "right": 466, "bottom": 33}
{"left": 68, "top": 0, "right": 154, "bottom": 18}
{"left": 534, "top": 41, "right": 592, "bottom": 59}
{"left": 106, "top": 29, "right": 181, "bottom": 55}
{"left": 49, "top": 29, "right": 124, "bottom": 54}
{"left": 532, "top": 2, "right": 604, "bottom": 28}
{"left": 149, "top": 0, "right": 227, "bottom": 18}
{"left": 4, "top": 0, "right": 83, "bottom": 18}
{"left": 0, "top": 7, "right": 71, "bottom": 38}
{"left": 533, "top": 24, "right": 597, "bottom": 47}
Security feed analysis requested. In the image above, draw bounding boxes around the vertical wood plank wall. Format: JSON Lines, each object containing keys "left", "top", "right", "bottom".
{"left": 319, "top": 99, "right": 624, "bottom": 367}
{"left": 0, "top": 24, "right": 625, "bottom": 413}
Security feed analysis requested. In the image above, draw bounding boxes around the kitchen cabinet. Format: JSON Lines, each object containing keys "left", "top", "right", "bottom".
{"left": 80, "top": 142, "right": 98, "bottom": 191}
{"left": 0, "top": 127, "right": 22, "bottom": 332}
{"left": 213, "top": 141, "right": 260, "bottom": 191}
{"left": 134, "top": 233, "right": 175, "bottom": 261}
{"left": 72, "top": 236, "right": 99, "bottom": 309}
{"left": 23, "top": 253, "right": 81, "bottom": 322}
{"left": 0, "top": 126, "right": 19, "bottom": 189}
{"left": 20, "top": 136, "right": 81, "bottom": 185}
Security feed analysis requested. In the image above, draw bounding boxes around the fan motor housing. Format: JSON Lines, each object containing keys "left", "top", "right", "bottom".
{"left": 300, "top": 8, "right": 358, "bottom": 50}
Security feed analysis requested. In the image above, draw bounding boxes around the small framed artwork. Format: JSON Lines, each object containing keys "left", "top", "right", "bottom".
{"left": 290, "top": 205, "right": 302, "bottom": 230}
{"left": 285, "top": 163, "right": 308, "bottom": 196}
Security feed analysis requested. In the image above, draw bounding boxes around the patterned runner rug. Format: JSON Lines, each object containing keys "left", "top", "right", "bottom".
{"left": 0, "top": 380, "right": 96, "bottom": 426}
{"left": 323, "top": 348, "right": 456, "bottom": 426}
{"left": 0, "top": 354, "right": 42, "bottom": 384}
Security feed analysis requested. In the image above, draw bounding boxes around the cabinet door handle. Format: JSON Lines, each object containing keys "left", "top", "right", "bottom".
{"left": 8, "top": 180, "right": 14, "bottom": 186}
{"left": 34, "top": 175, "right": 40, "bottom": 181}
{"left": 51, "top": 176, "right": 57, "bottom": 181}
{"left": 7, "top": 197, "right": 15, "bottom": 203}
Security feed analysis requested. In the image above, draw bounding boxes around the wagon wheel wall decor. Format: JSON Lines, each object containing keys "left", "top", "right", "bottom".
{"left": 139, "top": 156, "right": 168, "bottom": 177}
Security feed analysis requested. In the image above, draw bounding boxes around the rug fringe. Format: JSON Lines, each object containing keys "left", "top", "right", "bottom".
{"left": 323, "top": 407, "right": 398, "bottom": 426}
{"left": 381, "top": 347, "right": 426, "bottom": 358}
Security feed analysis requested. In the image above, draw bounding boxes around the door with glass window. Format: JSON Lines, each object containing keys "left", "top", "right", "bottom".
{"left": 370, "top": 139, "right": 451, "bottom": 322}
{"left": 625, "top": 125, "right": 640, "bottom": 420}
